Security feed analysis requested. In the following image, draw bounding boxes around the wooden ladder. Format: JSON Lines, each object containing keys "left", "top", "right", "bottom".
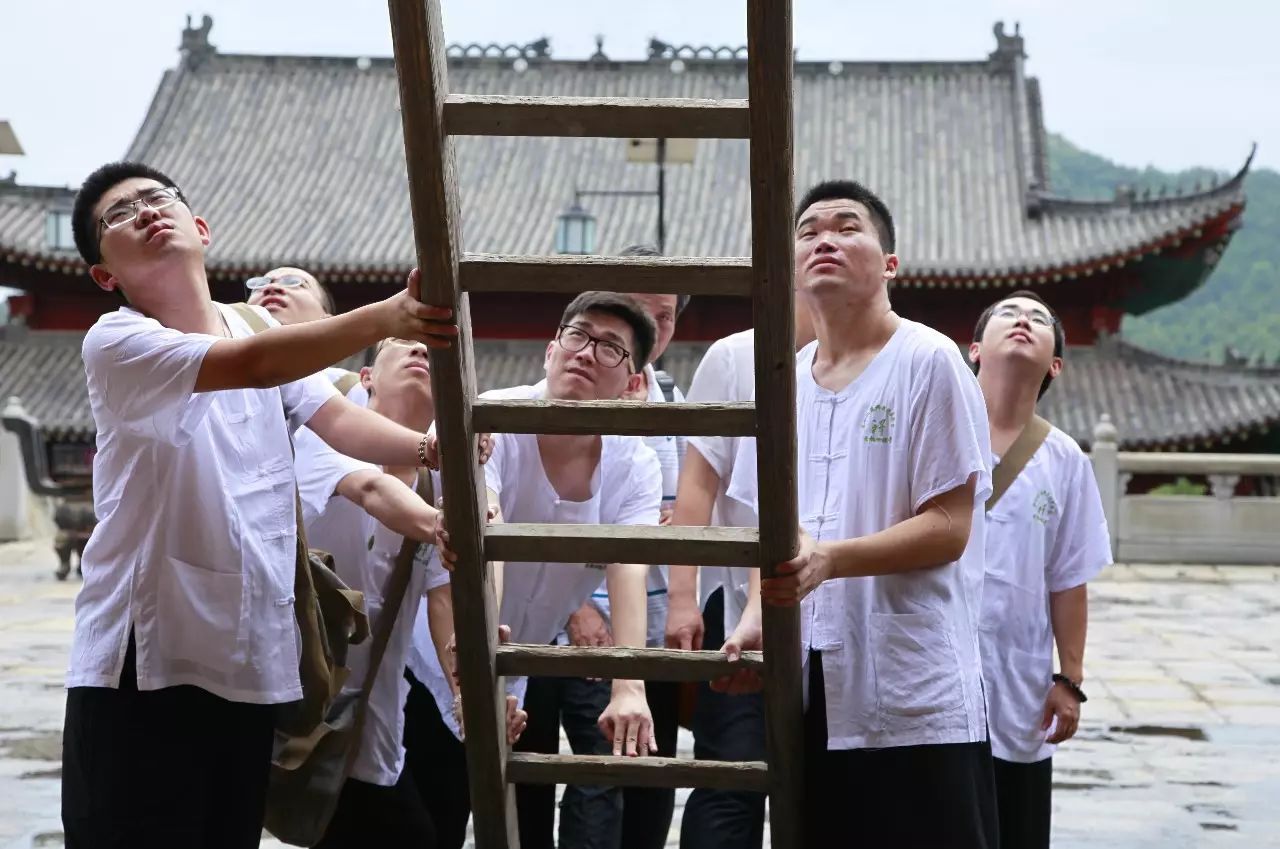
{"left": 388, "top": 1, "right": 802, "bottom": 846}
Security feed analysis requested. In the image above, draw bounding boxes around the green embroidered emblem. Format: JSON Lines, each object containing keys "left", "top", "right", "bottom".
{"left": 863, "top": 404, "right": 895, "bottom": 444}
{"left": 1032, "top": 490, "right": 1059, "bottom": 525}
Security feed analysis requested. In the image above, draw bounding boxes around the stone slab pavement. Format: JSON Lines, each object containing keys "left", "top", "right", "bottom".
{"left": 0, "top": 542, "right": 1277, "bottom": 848}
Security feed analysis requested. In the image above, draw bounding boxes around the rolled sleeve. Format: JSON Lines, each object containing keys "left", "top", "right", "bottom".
{"left": 83, "top": 310, "right": 219, "bottom": 447}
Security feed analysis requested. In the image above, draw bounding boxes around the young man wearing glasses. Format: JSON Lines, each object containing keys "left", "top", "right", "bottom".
{"left": 436, "top": 291, "right": 663, "bottom": 849}
{"left": 62, "top": 161, "right": 463, "bottom": 849}
{"left": 247, "top": 267, "right": 370, "bottom": 402}
{"left": 969, "top": 292, "right": 1111, "bottom": 849}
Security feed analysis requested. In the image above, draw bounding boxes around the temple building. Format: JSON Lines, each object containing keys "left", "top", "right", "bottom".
{"left": 2, "top": 17, "right": 1277, "bottom": 491}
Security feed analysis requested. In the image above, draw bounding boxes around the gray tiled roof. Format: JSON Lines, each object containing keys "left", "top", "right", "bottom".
{"left": 0, "top": 29, "right": 1250, "bottom": 288}
{"left": 4, "top": 331, "right": 1278, "bottom": 451}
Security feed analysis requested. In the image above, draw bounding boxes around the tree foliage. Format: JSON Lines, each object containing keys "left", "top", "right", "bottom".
{"left": 1048, "top": 134, "right": 1280, "bottom": 365}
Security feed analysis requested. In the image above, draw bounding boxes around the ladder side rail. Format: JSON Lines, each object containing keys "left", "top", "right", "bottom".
{"left": 746, "top": 1, "right": 805, "bottom": 848}
{"left": 387, "top": 2, "right": 517, "bottom": 847}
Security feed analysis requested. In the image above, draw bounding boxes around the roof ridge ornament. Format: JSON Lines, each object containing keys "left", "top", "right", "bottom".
{"left": 648, "top": 37, "right": 748, "bottom": 62}
{"left": 589, "top": 35, "right": 609, "bottom": 65}
{"left": 180, "top": 14, "right": 216, "bottom": 69}
{"left": 989, "top": 21, "right": 1025, "bottom": 69}
{"left": 446, "top": 38, "right": 551, "bottom": 61}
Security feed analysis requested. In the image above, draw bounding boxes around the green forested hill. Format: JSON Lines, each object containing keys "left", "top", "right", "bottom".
{"left": 1047, "top": 135, "right": 1280, "bottom": 364}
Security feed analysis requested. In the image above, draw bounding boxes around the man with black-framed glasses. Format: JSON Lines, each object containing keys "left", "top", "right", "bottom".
{"left": 434, "top": 291, "right": 663, "bottom": 849}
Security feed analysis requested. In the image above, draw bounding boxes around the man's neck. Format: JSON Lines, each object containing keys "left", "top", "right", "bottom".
{"left": 537, "top": 432, "right": 601, "bottom": 462}
{"left": 979, "top": 363, "right": 1041, "bottom": 451}
{"left": 809, "top": 288, "right": 900, "bottom": 365}
{"left": 129, "top": 262, "right": 221, "bottom": 336}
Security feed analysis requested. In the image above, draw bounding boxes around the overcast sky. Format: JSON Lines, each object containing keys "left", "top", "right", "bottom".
{"left": 0, "top": 0, "right": 1274, "bottom": 188}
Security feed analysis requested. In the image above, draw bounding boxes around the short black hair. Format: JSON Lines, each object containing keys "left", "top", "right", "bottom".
{"left": 618, "top": 243, "right": 689, "bottom": 315}
{"left": 560, "top": 291, "right": 657, "bottom": 372}
{"left": 795, "top": 180, "right": 896, "bottom": 254}
{"left": 972, "top": 290, "right": 1066, "bottom": 399}
{"left": 73, "top": 161, "right": 184, "bottom": 265}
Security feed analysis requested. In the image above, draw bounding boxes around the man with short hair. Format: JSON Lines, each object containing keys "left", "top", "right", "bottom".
{"left": 296, "top": 337, "right": 527, "bottom": 849}
{"left": 437, "top": 291, "right": 663, "bottom": 849}
{"left": 554, "top": 244, "right": 689, "bottom": 849}
{"left": 62, "top": 161, "right": 460, "bottom": 849}
{"left": 247, "top": 266, "right": 337, "bottom": 323}
{"left": 969, "top": 291, "right": 1111, "bottom": 849}
{"left": 725, "top": 180, "right": 998, "bottom": 848}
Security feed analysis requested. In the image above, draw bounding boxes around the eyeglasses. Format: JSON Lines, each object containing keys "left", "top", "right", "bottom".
{"left": 993, "top": 305, "right": 1055, "bottom": 328}
{"left": 99, "top": 186, "right": 185, "bottom": 231}
{"left": 246, "top": 274, "right": 308, "bottom": 292}
{"left": 556, "top": 324, "right": 632, "bottom": 369}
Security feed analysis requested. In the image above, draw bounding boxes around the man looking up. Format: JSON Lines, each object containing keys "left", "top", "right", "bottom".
{"left": 61, "top": 161, "right": 462, "bottom": 849}
{"left": 724, "top": 180, "right": 997, "bottom": 848}
{"left": 969, "top": 291, "right": 1111, "bottom": 849}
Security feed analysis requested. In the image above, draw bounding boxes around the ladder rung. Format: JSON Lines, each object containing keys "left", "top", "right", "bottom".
{"left": 444, "top": 94, "right": 751, "bottom": 139}
{"left": 496, "top": 644, "right": 765, "bottom": 682}
{"left": 484, "top": 524, "right": 758, "bottom": 567}
{"left": 461, "top": 253, "right": 753, "bottom": 296}
{"left": 473, "top": 399, "right": 754, "bottom": 437}
{"left": 507, "top": 753, "right": 770, "bottom": 791}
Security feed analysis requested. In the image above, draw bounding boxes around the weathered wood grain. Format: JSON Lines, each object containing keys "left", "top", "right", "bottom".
{"left": 444, "top": 94, "right": 751, "bottom": 138}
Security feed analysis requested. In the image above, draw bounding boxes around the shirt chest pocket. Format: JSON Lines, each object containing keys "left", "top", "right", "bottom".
{"left": 870, "top": 610, "right": 966, "bottom": 733}
{"left": 230, "top": 458, "right": 296, "bottom": 542}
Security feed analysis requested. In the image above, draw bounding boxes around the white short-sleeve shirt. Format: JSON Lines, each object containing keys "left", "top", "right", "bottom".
{"left": 301, "top": 436, "right": 448, "bottom": 786}
{"left": 727, "top": 320, "right": 993, "bottom": 750}
{"left": 685, "top": 330, "right": 758, "bottom": 634}
{"left": 981, "top": 426, "right": 1111, "bottom": 763}
{"left": 482, "top": 384, "right": 663, "bottom": 650}
{"left": 69, "top": 303, "right": 338, "bottom": 704}
{"left": 583, "top": 363, "right": 684, "bottom": 647}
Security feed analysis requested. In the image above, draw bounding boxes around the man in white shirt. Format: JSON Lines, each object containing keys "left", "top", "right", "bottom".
{"left": 666, "top": 298, "right": 814, "bottom": 849}
{"left": 554, "top": 245, "right": 689, "bottom": 849}
{"left": 297, "top": 337, "right": 525, "bottom": 848}
{"left": 969, "top": 292, "right": 1111, "bottom": 849}
{"left": 724, "top": 180, "right": 997, "bottom": 848}
{"left": 442, "top": 291, "right": 662, "bottom": 849}
{"left": 61, "top": 161, "right": 462, "bottom": 849}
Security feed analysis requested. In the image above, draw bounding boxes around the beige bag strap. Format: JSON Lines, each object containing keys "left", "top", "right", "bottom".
{"left": 344, "top": 472, "right": 436, "bottom": 771}
{"left": 986, "top": 415, "right": 1051, "bottom": 512}
{"left": 228, "top": 301, "right": 270, "bottom": 333}
{"left": 333, "top": 371, "right": 362, "bottom": 397}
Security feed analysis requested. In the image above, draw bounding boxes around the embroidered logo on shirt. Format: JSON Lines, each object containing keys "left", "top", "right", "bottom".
{"left": 1032, "top": 490, "right": 1059, "bottom": 525}
{"left": 862, "top": 404, "right": 896, "bottom": 444}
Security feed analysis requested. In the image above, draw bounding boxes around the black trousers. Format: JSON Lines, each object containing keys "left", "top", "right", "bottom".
{"left": 993, "top": 756, "right": 1052, "bottom": 849}
{"left": 314, "top": 767, "right": 437, "bottom": 849}
{"left": 61, "top": 636, "right": 275, "bottom": 849}
{"left": 516, "top": 671, "right": 622, "bottom": 849}
{"left": 680, "top": 588, "right": 767, "bottom": 849}
{"left": 803, "top": 652, "right": 1000, "bottom": 849}
{"left": 403, "top": 669, "right": 472, "bottom": 849}
{"left": 619, "top": 678, "right": 680, "bottom": 849}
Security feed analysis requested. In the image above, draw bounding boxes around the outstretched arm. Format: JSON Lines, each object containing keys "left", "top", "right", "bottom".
{"left": 335, "top": 469, "right": 438, "bottom": 542}
{"left": 196, "top": 269, "right": 455, "bottom": 392}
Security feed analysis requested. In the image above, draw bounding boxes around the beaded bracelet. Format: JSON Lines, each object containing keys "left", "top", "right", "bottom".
{"left": 1052, "top": 673, "right": 1088, "bottom": 703}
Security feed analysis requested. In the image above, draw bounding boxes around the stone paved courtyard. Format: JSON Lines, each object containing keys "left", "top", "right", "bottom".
{"left": 0, "top": 540, "right": 1277, "bottom": 848}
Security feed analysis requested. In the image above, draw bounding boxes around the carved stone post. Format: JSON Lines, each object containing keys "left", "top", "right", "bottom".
{"left": 1092, "top": 414, "right": 1120, "bottom": 557}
